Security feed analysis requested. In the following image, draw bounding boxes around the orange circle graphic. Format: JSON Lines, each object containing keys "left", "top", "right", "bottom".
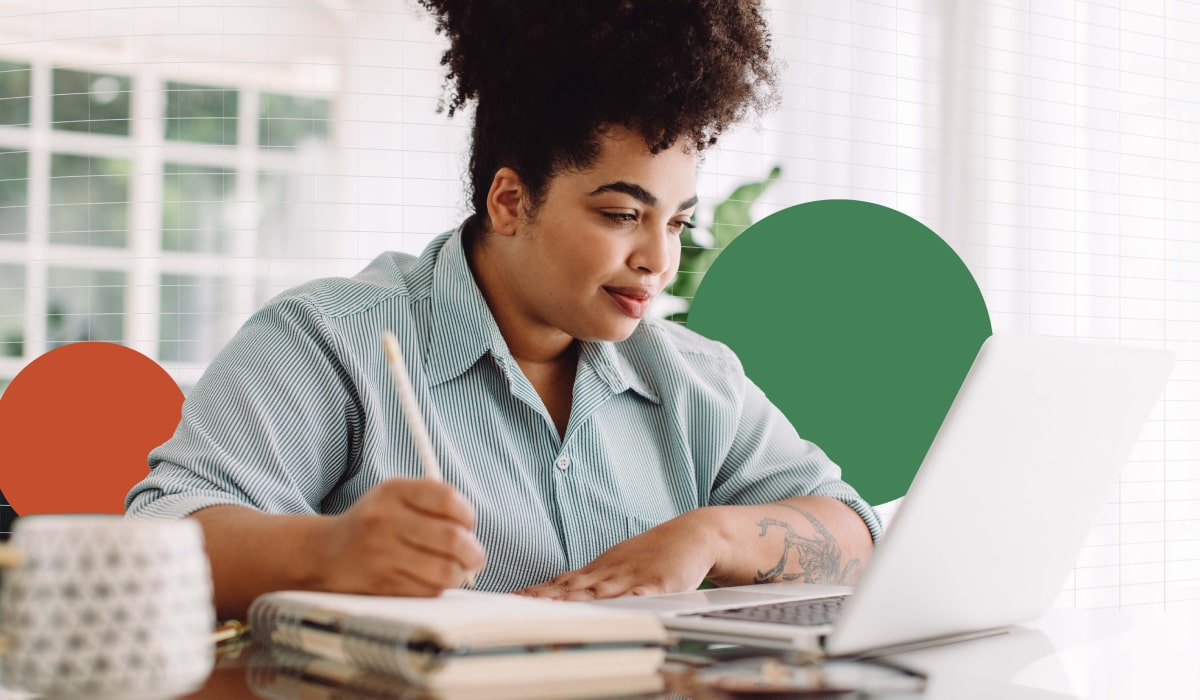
{"left": 0, "top": 342, "right": 183, "bottom": 515}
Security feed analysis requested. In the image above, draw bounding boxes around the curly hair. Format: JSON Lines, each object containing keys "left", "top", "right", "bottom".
{"left": 416, "top": 0, "right": 778, "bottom": 235}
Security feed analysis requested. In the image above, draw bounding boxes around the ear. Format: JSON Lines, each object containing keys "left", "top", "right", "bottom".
{"left": 485, "top": 167, "right": 524, "bottom": 237}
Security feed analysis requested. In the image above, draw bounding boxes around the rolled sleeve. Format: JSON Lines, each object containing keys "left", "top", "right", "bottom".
{"left": 126, "top": 295, "right": 358, "bottom": 520}
{"left": 711, "top": 374, "right": 883, "bottom": 542}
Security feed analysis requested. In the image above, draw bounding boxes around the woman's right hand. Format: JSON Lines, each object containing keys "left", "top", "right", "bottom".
{"left": 315, "top": 477, "right": 486, "bottom": 596}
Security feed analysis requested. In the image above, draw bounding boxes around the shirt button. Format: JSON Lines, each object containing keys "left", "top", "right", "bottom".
{"left": 555, "top": 456, "right": 570, "bottom": 471}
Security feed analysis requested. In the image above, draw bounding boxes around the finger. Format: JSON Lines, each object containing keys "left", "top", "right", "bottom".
{"left": 626, "top": 585, "right": 658, "bottom": 597}
{"left": 514, "top": 577, "right": 574, "bottom": 599}
{"left": 560, "top": 576, "right": 637, "bottom": 601}
{"left": 518, "top": 570, "right": 617, "bottom": 601}
{"left": 386, "top": 479, "right": 477, "bottom": 529}
{"left": 394, "top": 544, "right": 473, "bottom": 590}
{"left": 517, "top": 585, "right": 566, "bottom": 599}
{"left": 547, "top": 567, "right": 599, "bottom": 591}
{"left": 376, "top": 568, "right": 444, "bottom": 598}
{"left": 398, "top": 516, "right": 487, "bottom": 572}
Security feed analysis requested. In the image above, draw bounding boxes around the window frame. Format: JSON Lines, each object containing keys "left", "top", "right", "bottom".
{"left": 0, "top": 49, "right": 336, "bottom": 389}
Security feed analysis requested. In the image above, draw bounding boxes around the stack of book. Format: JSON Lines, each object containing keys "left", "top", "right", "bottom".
{"left": 248, "top": 589, "right": 668, "bottom": 699}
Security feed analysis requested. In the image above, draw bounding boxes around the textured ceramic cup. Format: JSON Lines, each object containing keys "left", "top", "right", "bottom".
{"left": 0, "top": 515, "right": 215, "bottom": 698}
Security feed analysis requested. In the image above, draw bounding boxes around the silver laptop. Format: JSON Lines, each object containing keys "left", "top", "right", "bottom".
{"left": 594, "top": 334, "right": 1174, "bottom": 657}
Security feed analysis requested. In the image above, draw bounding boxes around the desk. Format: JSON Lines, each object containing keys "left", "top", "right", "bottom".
{"left": 2, "top": 603, "right": 1196, "bottom": 699}
{"left": 885, "top": 601, "right": 1200, "bottom": 699}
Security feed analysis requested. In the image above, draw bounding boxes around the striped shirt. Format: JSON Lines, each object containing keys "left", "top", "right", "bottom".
{"left": 126, "top": 227, "right": 881, "bottom": 591}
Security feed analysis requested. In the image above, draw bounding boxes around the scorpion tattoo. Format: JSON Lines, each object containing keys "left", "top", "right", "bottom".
{"left": 753, "top": 505, "right": 861, "bottom": 585}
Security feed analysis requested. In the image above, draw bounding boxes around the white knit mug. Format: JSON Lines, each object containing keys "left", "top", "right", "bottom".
{"left": 0, "top": 515, "right": 215, "bottom": 697}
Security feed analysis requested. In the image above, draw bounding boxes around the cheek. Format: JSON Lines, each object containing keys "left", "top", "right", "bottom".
{"left": 562, "top": 232, "right": 624, "bottom": 275}
{"left": 664, "top": 237, "right": 682, "bottom": 276}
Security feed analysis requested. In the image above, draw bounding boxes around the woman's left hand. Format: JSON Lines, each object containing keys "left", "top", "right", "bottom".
{"left": 514, "top": 508, "right": 728, "bottom": 600}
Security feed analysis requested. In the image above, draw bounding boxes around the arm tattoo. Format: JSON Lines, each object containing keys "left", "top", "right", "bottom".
{"left": 753, "top": 504, "right": 861, "bottom": 585}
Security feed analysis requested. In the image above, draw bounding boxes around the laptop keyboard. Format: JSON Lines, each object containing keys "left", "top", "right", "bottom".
{"left": 685, "top": 595, "right": 849, "bottom": 627}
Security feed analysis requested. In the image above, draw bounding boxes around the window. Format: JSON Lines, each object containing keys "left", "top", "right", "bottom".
{"left": 0, "top": 148, "right": 27, "bottom": 241}
{"left": 0, "top": 60, "right": 30, "bottom": 127}
{"left": 0, "top": 58, "right": 332, "bottom": 394}
{"left": 52, "top": 69, "right": 131, "bottom": 136}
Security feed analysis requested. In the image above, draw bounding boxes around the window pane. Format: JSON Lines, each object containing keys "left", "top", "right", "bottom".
{"left": 159, "top": 273, "right": 229, "bottom": 363}
{"left": 259, "top": 93, "right": 330, "bottom": 149}
{"left": 46, "top": 267, "right": 125, "bottom": 348}
{"left": 165, "top": 81, "right": 238, "bottom": 146}
{"left": 52, "top": 68, "right": 131, "bottom": 136}
{"left": 0, "top": 148, "right": 28, "bottom": 242}
{"left": 0, "top": 60, "right": 31, "bottom": 127}
{"left": 162, "top": 163, "right": 235, "bottom": 253}
{"left": 0, "top": 264, "right": 23, "bottom": 358}
{"left": 49, "top": 153, "right": 130, "bottom": 247}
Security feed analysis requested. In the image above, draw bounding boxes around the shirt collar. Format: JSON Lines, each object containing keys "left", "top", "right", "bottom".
{"left": 424, "top": 226, "right": 510, "bottom": 387}
{"left": 422, "top": 224, "right": 661, "bottom": 405}
{"left": 580, "top": 338, "right": 662, "bottom": 405}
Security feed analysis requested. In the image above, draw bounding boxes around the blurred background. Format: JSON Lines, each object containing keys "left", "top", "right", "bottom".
{"left": 0, "top": 0, "right": 1196, "bottom": 611}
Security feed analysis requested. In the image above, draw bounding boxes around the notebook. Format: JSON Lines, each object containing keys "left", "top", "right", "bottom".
{"left": 594, "top": 334, "right": 1174, "bottom": 657}
{"left": 246, "top": 646, "right": 665, "bottom": 700}
{"left": 249, "top": 589, "right": 666, "bottom": 692}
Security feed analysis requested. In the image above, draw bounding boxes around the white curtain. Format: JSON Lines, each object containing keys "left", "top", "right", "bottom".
{"left": 711, "top": 0, "right": 1198, "bottom": 609}
{"left": 2, "top": 1, "right": 1193, "bottom": 606}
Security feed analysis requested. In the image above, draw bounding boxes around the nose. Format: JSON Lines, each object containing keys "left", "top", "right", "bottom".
{"left": 630, "top": 225, "right": 678, "bottom": 277}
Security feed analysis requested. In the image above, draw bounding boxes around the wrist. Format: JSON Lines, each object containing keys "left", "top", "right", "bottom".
{"left": 684, "top": 505, "right": 738, "bottom": 585}
{"left": 295, "top": 514, "right": 337, "bottom": 591}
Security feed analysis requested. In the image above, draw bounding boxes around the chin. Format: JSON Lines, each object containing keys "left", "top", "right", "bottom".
{"left": 574, "top": 318, "right": 641, "bottom": 344}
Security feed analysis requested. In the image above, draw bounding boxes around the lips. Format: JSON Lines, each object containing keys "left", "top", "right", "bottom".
{"left": 604, "top": 286, "right": 653, "bottom": 319}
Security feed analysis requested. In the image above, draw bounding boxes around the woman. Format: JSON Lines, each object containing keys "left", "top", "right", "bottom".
{"left": 127, "top": 0, "right": 880, "bottom": 618}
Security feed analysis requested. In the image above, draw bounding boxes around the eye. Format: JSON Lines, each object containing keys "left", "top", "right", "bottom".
{"left": 601, "top": 211, "right": 639, "bottom": 225}
{"left": 669, "top": 218, "right": 697, "bottom": 234}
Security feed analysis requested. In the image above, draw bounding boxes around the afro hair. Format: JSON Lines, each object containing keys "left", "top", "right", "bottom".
{"left": 416, "top": 0, "right": 779, "bottom": 227}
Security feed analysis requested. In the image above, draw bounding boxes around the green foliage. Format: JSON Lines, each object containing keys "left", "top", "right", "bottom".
{"left": 0, "top": 60, "right": 31, "bottom": 126}
{"left": 1, "top": 332, "right": 21, "bottom": 358}
{"left": 666, "top": 166, "right": 780, "bottom": 323}
{"left": 51, "top": 68, "right": 132, "bottom": 136}
{"left": 165, "top": 82, "right": 239, "bottom": 146}
{"left": 259, "top": 93, "right": 331, "bottom": 149}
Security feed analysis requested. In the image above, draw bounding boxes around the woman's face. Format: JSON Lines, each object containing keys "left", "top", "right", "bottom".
{"left": 504, "top": 128, "right": 699, "bottom": 345}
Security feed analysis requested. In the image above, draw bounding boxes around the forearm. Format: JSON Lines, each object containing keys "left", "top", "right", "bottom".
{"left": 703, "top": 495, "right": 874, "bottom": 588}
{"left": 191, "top": 505, "right": 330, "bottom": 619}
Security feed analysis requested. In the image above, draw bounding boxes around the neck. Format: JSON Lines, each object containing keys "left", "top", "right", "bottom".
{"left": 467, "top": 236, "right": 576, "bottom": 366}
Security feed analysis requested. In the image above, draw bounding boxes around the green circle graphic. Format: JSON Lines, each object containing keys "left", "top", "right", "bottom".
{"left": 688, "top": 200, "right": 992, "bottom": 505}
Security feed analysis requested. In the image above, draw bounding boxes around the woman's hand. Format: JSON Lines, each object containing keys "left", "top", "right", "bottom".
{"left": 315, "top": 478, "right": 486, "bottom": 596}
{"left": 514, "top": 508, "right": 729, "bottom": 600}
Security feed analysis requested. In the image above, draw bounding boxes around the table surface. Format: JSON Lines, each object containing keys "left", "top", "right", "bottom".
{"left": 3, "top": 601, "right": 1198, "bottom": 699}
{"left": 886, "top": 600, "right": 1200, "bottom": 699}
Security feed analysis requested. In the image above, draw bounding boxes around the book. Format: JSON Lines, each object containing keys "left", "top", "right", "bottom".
{"left": 247, "top": 646, "right": 665, "bottom": 700}
{"left": 248, "top": 590, "right": 667, "bottom": 694}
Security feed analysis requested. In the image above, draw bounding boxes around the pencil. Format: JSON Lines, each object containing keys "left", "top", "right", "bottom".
{"left": 381, "top": 330, "right": 477, "bottom": 589}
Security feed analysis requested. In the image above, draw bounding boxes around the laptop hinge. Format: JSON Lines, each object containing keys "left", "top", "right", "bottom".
{"left": 826, "top": 626, "right": 1011, "bottom": 661}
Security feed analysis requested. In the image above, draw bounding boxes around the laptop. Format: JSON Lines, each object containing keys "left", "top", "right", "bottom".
{"left": 594, "top": 334, "right": 1174, "bottom": 657}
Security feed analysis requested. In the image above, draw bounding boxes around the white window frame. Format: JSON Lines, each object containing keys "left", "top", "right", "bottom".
{"left": 0, "top": 38, "right": 340, "bottom": 388}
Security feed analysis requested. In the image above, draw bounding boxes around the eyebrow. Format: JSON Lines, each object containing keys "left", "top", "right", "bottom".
{"left": 589, "top": 181, "right": 699, "bottom": 213}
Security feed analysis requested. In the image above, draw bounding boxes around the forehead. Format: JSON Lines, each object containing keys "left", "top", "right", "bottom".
{"left": 555, "top": 128, "right": 698, "bottom": 203}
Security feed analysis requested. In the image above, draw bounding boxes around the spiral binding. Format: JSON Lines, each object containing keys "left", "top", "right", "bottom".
{"left": 249, "top": 593, "right": 432, "bottom": 685}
